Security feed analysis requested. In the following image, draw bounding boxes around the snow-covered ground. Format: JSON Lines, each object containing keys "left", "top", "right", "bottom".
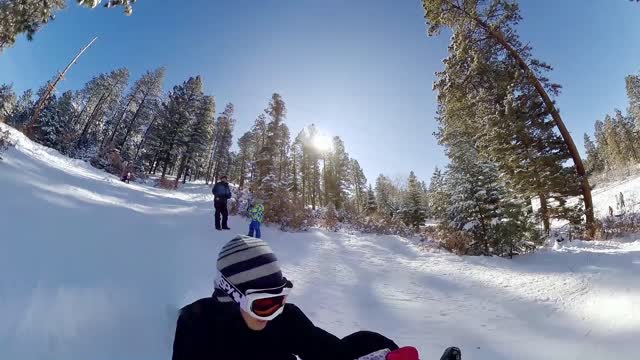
{"left": 1, "top": 124, "right": 639, "bottom": 360}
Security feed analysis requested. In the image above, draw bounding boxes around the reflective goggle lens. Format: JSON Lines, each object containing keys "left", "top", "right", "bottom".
{"left": 251, "top": 295, "right": 286, "bottom": 317}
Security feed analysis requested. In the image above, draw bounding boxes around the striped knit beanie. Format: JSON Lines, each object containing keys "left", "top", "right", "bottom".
{"left": 214, "top": 235, "right": 285, "bottom": 302}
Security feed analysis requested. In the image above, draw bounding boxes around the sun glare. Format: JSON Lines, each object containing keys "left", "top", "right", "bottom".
{"left": 312, "top": 134, "right": 333, "bottom": 153}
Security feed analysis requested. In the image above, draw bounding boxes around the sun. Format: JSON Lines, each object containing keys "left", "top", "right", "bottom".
{"left": 312, "top": 134, "right": 333, "bottom": 153}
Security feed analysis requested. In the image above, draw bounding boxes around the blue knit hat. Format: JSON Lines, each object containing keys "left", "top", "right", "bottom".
{"left": 214, "top": 236, "right": 285, "bottom": 302}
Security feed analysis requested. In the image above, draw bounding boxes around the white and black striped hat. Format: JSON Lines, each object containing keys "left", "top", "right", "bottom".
{"left": 214, "top": 235, "right": 285, "bottom": 302}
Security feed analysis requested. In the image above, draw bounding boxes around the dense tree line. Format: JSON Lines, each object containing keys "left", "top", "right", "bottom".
{"left": 0, "top": 68, "right": 434, "bottom": 234}
{"left": 584, "top": 71, "right": 640, "bottom": 177}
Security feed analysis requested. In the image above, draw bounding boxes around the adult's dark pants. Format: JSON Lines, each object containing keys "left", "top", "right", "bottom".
{"left": 214, "top": 201, "right": 229, "bottom": 229}
{"left": 340, "top": 331, "right": 399, "bottom": 359}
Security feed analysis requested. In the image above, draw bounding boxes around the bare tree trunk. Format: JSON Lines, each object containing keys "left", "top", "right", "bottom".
{"left": 448, "top": 1, "right": 595, "bottom": 235}
{"left": 119, "top": 93, "right": 148, "bottom": 149}
{"left": 539, "top": 193, "right": 550, "bottom": 234}
{"left": 26, "top": 37, "right": 98, "bottom": 135}
{"left": 102, "top": 93, "right": 136, "bottom": 151}
{"left": 76, "top": 91, "right": 108, "bottom": 148}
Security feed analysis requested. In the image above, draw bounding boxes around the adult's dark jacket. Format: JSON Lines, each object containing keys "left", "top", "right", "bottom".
{"left": 172, "top": 297, "right": 396, "bottom": 360}
{"left": 212, "top": 181, "right": 231, "bottom": 204}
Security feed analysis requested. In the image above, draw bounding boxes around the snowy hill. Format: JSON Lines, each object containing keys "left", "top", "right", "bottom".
{"left": 1, "top": 123, "right": 639, "bottom": 360}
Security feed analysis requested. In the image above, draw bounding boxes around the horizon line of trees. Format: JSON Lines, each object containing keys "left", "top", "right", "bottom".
{"left": 0, "top": 68, "right": 434, "bottom": 235}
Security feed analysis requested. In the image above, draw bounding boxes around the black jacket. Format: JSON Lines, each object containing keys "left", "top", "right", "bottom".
{"left": 212, "top": 181, "right": 231, "bottom": 204}
{"left": 172, "top": 297, "right": 357, "bottom": 360}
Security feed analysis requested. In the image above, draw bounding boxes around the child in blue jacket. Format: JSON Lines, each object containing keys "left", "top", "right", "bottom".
{"left": 247, "top": 198, "right": 264, "bottom": 239}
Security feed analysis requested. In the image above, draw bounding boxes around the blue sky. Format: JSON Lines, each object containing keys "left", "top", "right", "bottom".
{"left": 1, "top": 0, "right": 639, "bottom": 183}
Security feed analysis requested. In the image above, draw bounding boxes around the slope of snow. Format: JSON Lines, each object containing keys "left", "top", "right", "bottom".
{"left": 1, "top": 124, "right": 639, "bottom": 360}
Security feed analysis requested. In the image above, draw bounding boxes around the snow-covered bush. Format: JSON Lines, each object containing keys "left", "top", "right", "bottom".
{"left": 0, "top": 128, "right": 14, "bottom": 160}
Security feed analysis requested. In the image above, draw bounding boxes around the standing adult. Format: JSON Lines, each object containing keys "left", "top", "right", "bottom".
{"left": 212, "top": 175, "right": 232, "bottom": 230}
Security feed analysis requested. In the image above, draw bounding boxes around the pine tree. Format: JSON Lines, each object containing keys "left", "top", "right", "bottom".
{"left": 584, "top": 134, "right": 604, "bottom": 175}
{"left": 593, "top": 119, "right": 610, "bottom": 170}
{"left": 626, "top": 73, "right": 640, "bottom": 126}
{"left": 428, "top": 167, "right": 449, "bottom": 221}
{"left": 348, "top": 159, "right": 367, "bottom": 213}
{"left": 445, "top": 147, "right": 505, "bottom": 255}
{"left": 8, "top": 89, "right": 35, "bottom": 128}
{"left": 36, "top": 90, "right": 76, "bottom": 152}
{"left": 102, "top": 68, "right": 165, "bottom": 157}
{"left": 401, "top": 171, "right": 427, "bottom": 230}
{"left": 256, "top": 94, "right": 287, "bottom": 200}
{"left": 366, "top": 185, "right": 377, "bottom": 215}
{"left": 207, "top": 103, "right": 235, "bottom": 183}
{"left": 293, "top": 125, "right": 322, "bottom": 209}
{"left": 151, "top": 76, "right": 208, "bottom": 181}
{"left": 1, "top": 1, "right": 134, "bottom": 52}
{"left": 236, "top": 131, "right": 253, "bottom": 189}
{"left": 0, "top": 0, "right": 65, "bottom": 51}
{"left": 74, "top": 68, "right": 129, "bottom": 158}
{"left": 0, "top": 84, "right": 16, "bottom": 123}
{"left": 375, "top": 174, "right": 401, "bottom": 217}
{"left": 174, "top": 93, "right": 215, "bottom": 187}
{"left": 423, "top": 0, "right": 595, "bottom": 234}
{"left": 325, "top": 136, "right": 349, "bottom": 209}
{"left": 78, "top": 0, "right": 136, "bottom": 15}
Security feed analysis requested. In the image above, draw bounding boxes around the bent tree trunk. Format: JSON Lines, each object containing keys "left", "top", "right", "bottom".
{"left": 444, "top": 0, "right": 595, "bottom": 236}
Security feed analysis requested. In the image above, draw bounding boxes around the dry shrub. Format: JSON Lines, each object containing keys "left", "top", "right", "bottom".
{"left": 282, "top": 200, "right": 313, "bottom": 231}
{"left": 157, "top": 177, "right": 177, "bottom": 190}
{"left": 347, "top": 213, "right": 413, "bottom": 237}
{"left": 433, "top": 225, "right": 471, "bottom": 255}
{"left": 600, "top": 213, "right": 640, "bottom": 239}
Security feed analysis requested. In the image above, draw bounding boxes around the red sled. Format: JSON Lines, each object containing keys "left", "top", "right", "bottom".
{"left": 386, "top": 346, "right": 420, "bottom": 360}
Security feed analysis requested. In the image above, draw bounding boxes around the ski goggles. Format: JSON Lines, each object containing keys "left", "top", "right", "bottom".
{"left": 216, "top": 274, "right": 293, "bottom": 321}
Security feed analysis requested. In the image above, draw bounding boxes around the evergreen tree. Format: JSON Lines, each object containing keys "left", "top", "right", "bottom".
{"left": 593, "top": 119, "right": 610, "bottom": 170}
{"left": 151, "top": 76, "right": 207, "bottom": 180}
{"left": 626, "top": 73, "right": 640, "bottom": 125}
{"left": 423, "top": 0, "right": 595, "bottom": 234}
{"left": 375, "top": 174, "right": 401, "bottom": 217}
{"left": 174, "top": 92, "right": 215, "bottom": 187}
{"left": 0, "top": 84, "right": 16, "bottom": 123}
{"left": 348, "top": 159, "right": 367, "bottom": 213}
{"left": 102, "top": 67, "right": 165, "bottom": 158}
{"left": 366, "top": 184, "right": 377, "bottom": 215}
{"left": 235, "top": 131, "right": 253, "bottom": 189}
{"left": 207, "top": 103, "right": 235, "bottom": 182}
{"left": 325, "top": 136, "right": 349, "bottom": 209}
{"left": 74, "top": 68, "right": 129, "bottom": 158}
{"left": 8, "top": 89, "right": 35, "bottom": 128}
{"left": 428, "top": 167, "right": 449, "bottom": 221}
{"left": 1, "top": 1, "right": 135, "bottom": 52}
{"left": 78, "top": 0, "right": 136, "bottom": 15}
{"left": 255, "top": 93, "right": 287, "bottom": 201}
{"left": 584, "top": 134, "right": 604, "bottom": 175}
{"left": 36, "top": 90, "right": 76, "bottom": 152}
{"left": 0, "top": 0, "right": 65, "bottom": 52}
{"left": 401, "top": 171, "right": 427, "bottom": 230}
